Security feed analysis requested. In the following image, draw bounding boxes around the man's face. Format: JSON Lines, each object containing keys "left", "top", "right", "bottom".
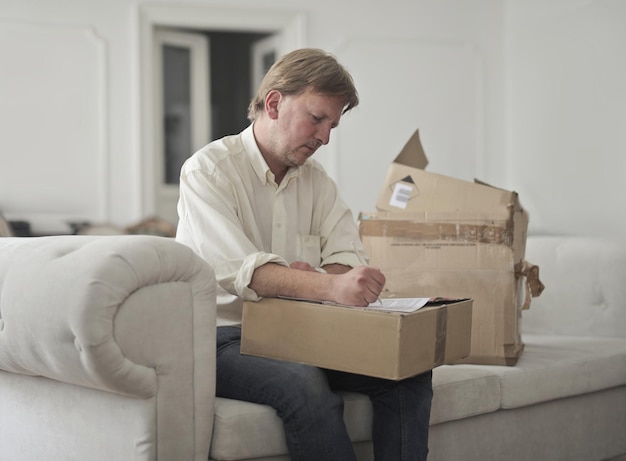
{"left": 269, "top": 88, "right": 345, "bottom": 169}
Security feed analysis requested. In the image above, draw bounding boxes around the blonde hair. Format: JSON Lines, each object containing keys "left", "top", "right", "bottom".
{"left": 247, "top": 48, "right": 359, "bottom": 121}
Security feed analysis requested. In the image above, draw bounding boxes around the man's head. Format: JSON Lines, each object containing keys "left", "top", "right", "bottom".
{"left": 247, "top": 48, "right": 359, "bottom": 122}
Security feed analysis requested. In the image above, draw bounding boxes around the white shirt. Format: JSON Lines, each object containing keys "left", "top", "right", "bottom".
{"left": 176, "top": 125, "right": 363, "bottom": 326}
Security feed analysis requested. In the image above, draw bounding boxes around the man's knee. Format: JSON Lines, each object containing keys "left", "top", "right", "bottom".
{"left": 275, "top": 364, "right": 343, "bottom": 417}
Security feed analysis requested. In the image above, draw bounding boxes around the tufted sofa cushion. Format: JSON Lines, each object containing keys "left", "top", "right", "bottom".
{"left": 522, "top": 236, "right": 626, "bottom": 337}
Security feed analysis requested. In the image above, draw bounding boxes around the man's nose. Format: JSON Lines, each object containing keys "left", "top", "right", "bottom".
{"left": 316, "top": 124, "right": 332, "bottom": 145}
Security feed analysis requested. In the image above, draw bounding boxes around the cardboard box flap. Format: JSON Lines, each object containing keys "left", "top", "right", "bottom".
{"left": 379, "top": 166, "right": 522, "bottom": 215}
{"left": 394, "top": 129, "right": 428, "bottom": 170}
{"left": 377, "top": 129, "right": 526, "bottom": 216}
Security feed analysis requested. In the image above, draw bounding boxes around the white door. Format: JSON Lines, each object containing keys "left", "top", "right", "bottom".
{"left": 153, "top": 28, "right": 210, "bottom": 225}
{"left": 251, "top": 34, "right": 280, "bottom": 96}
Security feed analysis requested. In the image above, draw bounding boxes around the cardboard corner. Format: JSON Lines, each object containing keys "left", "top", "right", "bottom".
{"left": 393, "top": 129, "right": 428, "bottom": 170}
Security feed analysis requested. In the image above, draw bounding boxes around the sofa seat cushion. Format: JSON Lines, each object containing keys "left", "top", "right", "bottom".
{"left": 210, "top": 392, "right": 372, "bottom": 460}
{"left": 210, "top": 397, "right": 284, "bottom": 460}
{"left": 456, "top": 334, "right": 626, "bottom": 409}
{"left": 430, "top": 365, "right": 501, "bottom": 425}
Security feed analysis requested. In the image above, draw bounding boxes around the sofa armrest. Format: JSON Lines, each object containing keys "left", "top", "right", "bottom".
{"left": 0, "top": 235, "right": 216, "bottom": 459}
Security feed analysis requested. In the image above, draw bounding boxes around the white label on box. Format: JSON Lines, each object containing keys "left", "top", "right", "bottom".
{"left": 389, "top": 182, "right": 413, "bottom": 209}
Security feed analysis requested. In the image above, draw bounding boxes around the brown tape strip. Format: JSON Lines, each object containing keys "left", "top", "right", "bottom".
{"left": 515, "top": 259, "right": 546, "bottom": 309}
{"left": 360, "top": 219, "right": 513, "bottom": 246}
{"left": 434, "top": 306, "right": 448, "bottom": 365}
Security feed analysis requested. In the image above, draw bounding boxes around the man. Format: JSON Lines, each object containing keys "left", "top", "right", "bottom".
{"left": 176, "top": 48, "right": 433, "bottom": 461}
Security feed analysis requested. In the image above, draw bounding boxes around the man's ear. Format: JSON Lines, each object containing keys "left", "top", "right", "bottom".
{"left": 265, "top": 90, "right": 281, "bottom": 120}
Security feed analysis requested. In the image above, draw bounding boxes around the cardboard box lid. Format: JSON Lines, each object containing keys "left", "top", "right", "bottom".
{"left": 377, "top": 129, "right": 526, "bottom": 218}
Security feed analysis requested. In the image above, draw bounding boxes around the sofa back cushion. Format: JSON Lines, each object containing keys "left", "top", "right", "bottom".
{"left": 522, "top": 236, "right": 626, "bottom": 338}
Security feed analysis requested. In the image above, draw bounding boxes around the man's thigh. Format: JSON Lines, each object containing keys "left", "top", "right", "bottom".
{"left": 216, "top": 326, "right": 332, "bottom": 408}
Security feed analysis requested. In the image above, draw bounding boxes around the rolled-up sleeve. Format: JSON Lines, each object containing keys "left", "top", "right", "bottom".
{"left": 176, "top": 164, "right": 288, "bottom": 301}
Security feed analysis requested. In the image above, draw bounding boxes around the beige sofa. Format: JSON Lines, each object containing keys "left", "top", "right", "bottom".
{"left": 1, "top": 234, "right": 625, "bottom": 460}
{"left": 0, "top": 235, "right": 216, "bottom": 461}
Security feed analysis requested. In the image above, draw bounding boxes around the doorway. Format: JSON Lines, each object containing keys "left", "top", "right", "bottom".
{"left": 138, "top": 5, "right": 305, "bottom": 224}
{"left": 154, "top": 28, "right": 275, "bottom": 223}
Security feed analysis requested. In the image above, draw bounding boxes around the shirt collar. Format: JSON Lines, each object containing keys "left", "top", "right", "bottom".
{"left": 242, "top": 124, "right": 302, "bottom": 186}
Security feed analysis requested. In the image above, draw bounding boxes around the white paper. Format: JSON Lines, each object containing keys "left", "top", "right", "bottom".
{"left": 277, "top": 296, "right": 434, "bottom": 313}
{"left": 364, "top": 297, "right": 431, "bottom": 313}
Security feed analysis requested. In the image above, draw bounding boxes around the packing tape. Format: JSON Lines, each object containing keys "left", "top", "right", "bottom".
{"left": 360, "top": 219, "right": 513, "bottom": 246}
{"left": 434, "top": 306, "right": 448, "bottom": 365}
{"left": 516, "top": 259, "right": 546, "bottom": 310}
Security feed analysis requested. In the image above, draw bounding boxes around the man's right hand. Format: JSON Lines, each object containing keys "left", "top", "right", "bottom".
{"left": 329, "top": 266, "right": 386, "bottom": 307}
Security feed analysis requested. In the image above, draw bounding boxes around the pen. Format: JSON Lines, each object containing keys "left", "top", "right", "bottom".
{"left": 351, "top": 241, "right": 383, "bottom": 306}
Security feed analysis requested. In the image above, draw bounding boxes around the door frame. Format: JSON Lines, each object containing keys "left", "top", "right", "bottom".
{"left": 153, "top": 28, "right": 210, "bottom": 224}
{"left": 136, "top": 4, "right": 306, "bottom": 218}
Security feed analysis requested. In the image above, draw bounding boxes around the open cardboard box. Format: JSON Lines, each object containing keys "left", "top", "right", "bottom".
{"left": 376, "top": 129, "right": 527, "bottom": 228}
{"left": 241, "top": 297, "right": 473, "bottom": 380}
{"left": 361, "top": 129, "right": 543, "bottom": 366}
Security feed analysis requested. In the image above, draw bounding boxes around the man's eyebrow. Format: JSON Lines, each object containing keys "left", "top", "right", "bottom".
{"left": 312, "top": 111, "right": 340, "bottom": 127}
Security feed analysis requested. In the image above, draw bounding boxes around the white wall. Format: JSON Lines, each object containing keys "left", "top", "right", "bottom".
{"left": 0, "top": 0, "right": 624, "bottom": 239}
{"left": 507, "top": 0, "right": 626, "bottom": 239}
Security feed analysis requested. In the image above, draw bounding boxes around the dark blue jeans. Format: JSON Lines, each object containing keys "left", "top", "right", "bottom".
{"left": 217, "top": 326, "right": 433, "bottom": 461}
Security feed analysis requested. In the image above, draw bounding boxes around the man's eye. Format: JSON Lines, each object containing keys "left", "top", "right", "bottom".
{"left": 311, "top": 115, "right": 322, "bottom": 122}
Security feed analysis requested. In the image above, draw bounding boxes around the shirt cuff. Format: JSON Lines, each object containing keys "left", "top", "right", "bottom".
{"left": 235, "top": 251, "right": 289, "bottom": 301}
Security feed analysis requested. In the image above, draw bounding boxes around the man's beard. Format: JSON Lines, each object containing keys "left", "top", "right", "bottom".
{"left": 285, "top": 145, "right": 315, "bottom": 167}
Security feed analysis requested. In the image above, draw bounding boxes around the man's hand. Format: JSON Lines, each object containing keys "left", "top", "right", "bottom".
{"left": 329, "top": 266, "right": 385, "bottom": 306}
